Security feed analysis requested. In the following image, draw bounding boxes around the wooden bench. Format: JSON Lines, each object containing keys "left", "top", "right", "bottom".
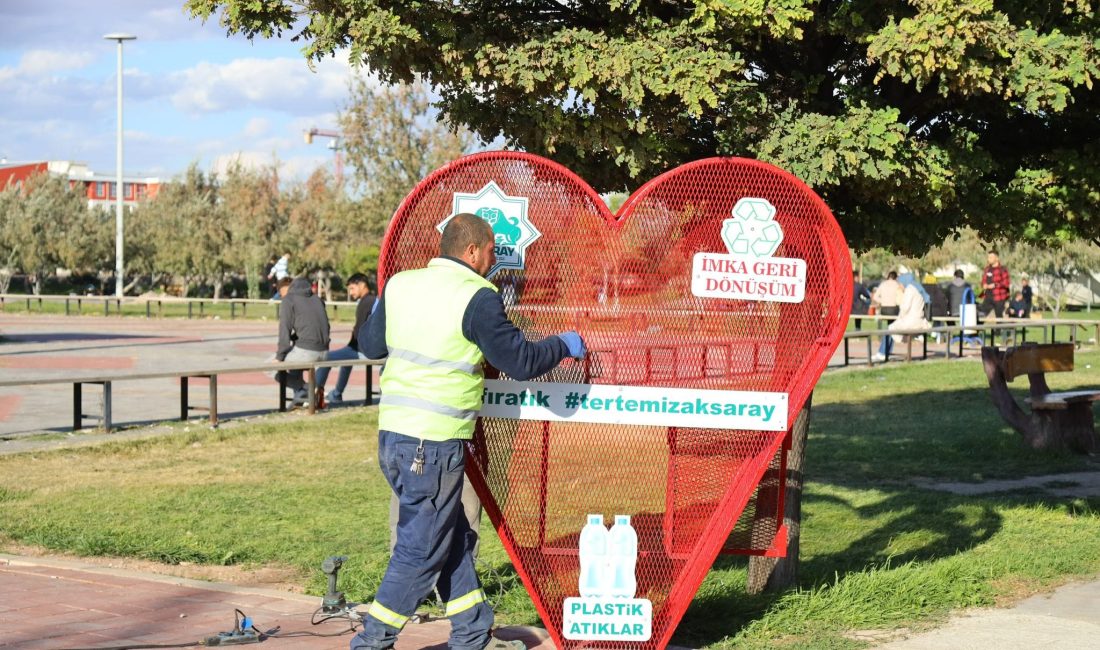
{"left": 981, "top": 343, "right": 1099, "bottom": 454}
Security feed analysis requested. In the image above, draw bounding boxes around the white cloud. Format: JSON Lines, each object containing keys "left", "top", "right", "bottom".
{"left": 211, "top": 151, "right": 274, "bottom": 176}
{"left": 170, "top": 54, "right": 353, "bottom": 115}
{"left": 210, "top": 150, "right": 330, "bottom": 180}
{"left": 0, "top": 48, "right": 95, "bottom": 84}
{"left": 0, "top": 2, "right": 215, "bottom": 49}
{"left": 19, "top": 49, "right": 95, "bottom": 75}
{"left": 281, "top": 154, "right": 334, "bottom": 180}
{"left": 243, "top": 117, "right": 270, "bottom": 138}
{"left": 0, "top": 3, "right": 361, "bottom": 182}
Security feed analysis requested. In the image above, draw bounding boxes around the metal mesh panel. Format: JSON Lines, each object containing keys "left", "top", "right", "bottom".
{"left": 381, "top": 152, "right": 852, "bottom": 648}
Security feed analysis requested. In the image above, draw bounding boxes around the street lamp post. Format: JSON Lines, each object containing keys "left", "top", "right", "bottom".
{"left": 104, "top": 33, "right": 136, "bottom": 298}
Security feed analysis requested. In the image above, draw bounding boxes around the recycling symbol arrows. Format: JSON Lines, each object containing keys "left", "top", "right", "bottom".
{"left": 721, "top": 197, "right": 785, "bottom": 257}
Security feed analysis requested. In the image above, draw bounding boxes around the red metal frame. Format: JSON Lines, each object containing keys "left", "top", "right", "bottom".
{"left": 380, "top": 152, "right": 852, "bottom": 648}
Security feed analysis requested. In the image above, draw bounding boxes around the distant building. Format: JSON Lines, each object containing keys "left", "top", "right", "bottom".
{"left": 0, "top": 160, "right": 160, "bottom": 209}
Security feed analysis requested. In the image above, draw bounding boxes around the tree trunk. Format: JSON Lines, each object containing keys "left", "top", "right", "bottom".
{"left": 746, "top": 393, "right": 812, "bottom": 594}
{"left": 213, "top": 277, "right": 224, "bottom": 300}
{"left": 0, "top": 251, "right": 15, "bottom": 293}
{"left": 245, "top": 264, "right": 260, "bottom": 300}
{"left": 32, "top": 272, "right": 43, "bottom": 296}
{"left": 122, "top": 276, "right": 141, "bottom": 295}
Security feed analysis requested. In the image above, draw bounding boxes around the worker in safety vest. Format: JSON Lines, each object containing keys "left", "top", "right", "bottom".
{"left": 353, "top": 212, "right": 586, "bottom": 650}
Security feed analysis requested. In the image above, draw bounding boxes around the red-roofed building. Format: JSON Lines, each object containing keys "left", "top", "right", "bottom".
{"left": 0, "top": 160, "right": 160, "bottom": 208}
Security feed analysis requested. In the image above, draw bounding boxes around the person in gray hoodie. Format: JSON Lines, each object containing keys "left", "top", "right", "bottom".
{"left": 275, "top": 276, "right": 330, "bottom": 406}
{"left": 945, "top": 269, "right": 972, "bottom": 317}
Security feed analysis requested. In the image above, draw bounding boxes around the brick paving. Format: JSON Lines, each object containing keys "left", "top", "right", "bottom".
{"left": 0, "top": 556, "right": 552, "bottom": 650}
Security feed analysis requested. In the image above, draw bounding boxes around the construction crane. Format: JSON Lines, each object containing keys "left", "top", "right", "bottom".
{"left": 304, "top": 127, "right": 345, "bottom": 186}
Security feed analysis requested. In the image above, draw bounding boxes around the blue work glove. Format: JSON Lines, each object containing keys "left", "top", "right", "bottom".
{"left": 557, "top": 331, "right": 587, "bottom": 359}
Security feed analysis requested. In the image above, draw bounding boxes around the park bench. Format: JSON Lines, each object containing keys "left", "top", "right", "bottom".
{"left": 0, "top": 358, "right": 382, "bottom": 433}
{"left": 981, "top": 343, "right": 1099, "bottom": 454}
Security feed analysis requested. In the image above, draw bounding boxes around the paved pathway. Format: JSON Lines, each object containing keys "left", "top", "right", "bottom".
{"left": 872, "top": 579, "right": 1100, "bottom": 649}
{"left": 0, "top": 555, "right": 551, "bottom": 650}
{"left": 0, "top": 314, "right": 373, "bottom": 438}
{"left": 3, "top": 551, "right": 1096, "bottom": 649}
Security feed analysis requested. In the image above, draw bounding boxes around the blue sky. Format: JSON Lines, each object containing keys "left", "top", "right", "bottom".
{"left": 0, "top": 1, "right": 360, "bottom": 181}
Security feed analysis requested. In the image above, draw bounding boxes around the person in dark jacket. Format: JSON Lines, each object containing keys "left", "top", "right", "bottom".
{"left": 851, "top": 271, "right": 872, "bottom": 316}
{"left": 316, "top": 273, "right": 375, "bottom": 405}
{"left": 945, "top": 269, "right": 971, "bottom": 317}
{"left": 1007, "top": 291, "right": 1028, "bottom": 318}
{"left": 1021, "top": 275, "right": 1033, "bottom": 317}
{"left": 274, "top": 276, "right": 330, "bottom": 407}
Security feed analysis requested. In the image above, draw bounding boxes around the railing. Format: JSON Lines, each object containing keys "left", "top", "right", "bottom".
{"left": 0, "top": 293, "right": 360, "bottom": 321}
{"left": 0, "top": 358, "right": 383, "bottom": 433}
{"left": 840, "top": 316, "right": 1100, "bottom": 367}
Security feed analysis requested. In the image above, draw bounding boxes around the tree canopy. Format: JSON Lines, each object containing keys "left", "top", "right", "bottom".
{"left": 185, "top": 0, "right": 1099, "bottom": 253}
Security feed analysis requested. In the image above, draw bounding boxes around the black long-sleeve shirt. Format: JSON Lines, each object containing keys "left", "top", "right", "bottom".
{"left": 360, "top": 258, "right": 568, "bottom": 380}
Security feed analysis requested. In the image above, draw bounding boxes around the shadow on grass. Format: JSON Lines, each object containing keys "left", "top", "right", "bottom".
{"left": 799, "top": 487, "right": 1002, "bottom": 580}
{"left": 808, "top": 386, "right": 1099, "bottom": 482}
{"left": 674, "top": 484, "right": 1004, "bottom": 647}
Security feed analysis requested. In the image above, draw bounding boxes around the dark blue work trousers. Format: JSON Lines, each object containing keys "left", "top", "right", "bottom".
{"left": 351, "top": 430, "right": 492, "bottom": 650}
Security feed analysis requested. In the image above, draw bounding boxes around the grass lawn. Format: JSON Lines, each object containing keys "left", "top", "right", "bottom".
{"left": 2, "top": 354, "right": 1099, "bottom": 648}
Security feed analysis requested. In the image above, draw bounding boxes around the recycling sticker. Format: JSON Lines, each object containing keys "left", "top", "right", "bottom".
{"left": 691, "top": 197, "right": 807, "bottom": 304}
{"left": 438, "top": 181, "right": 541, "bottom": 278}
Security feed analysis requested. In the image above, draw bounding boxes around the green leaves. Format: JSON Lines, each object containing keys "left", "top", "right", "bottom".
{"left": 866, "top": 0, "right": 1098, "bottom": 111}
{"left": 0, "top": 173, "right": 104, "bottom": 293}
{"left": 184, "top": 0, "right": 1100, "bottom": 252}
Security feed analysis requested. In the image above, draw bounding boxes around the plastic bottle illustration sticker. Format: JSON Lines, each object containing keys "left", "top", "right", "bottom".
{"left": 579, "top": 514, "right": 608, "bottom": 597}
{"left": 608, "top": 514, "right": 638, "bottom": 598}
{"left": 564, "top": 514, "right": 652, "bottom": 641}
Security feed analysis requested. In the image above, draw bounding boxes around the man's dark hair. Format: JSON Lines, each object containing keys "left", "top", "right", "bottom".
{"left": 440, "top": 213, "right": 493, "bottom": 257}
{"left": 988, "top": 249, "right": 999, "bottom": 256}
{"left": 954, "top": 269, "right": 964, "bottom": 279}
{"left": 346, "top": 272, "right": 368, "bottom": 286}
{"left": 277, "top": 277, "right": 293, "bottom": 289}
{"left": 887, "top": 271, "right": 898, "bottom": 280}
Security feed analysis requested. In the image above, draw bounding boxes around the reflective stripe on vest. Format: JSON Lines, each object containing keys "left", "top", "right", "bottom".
{"left": 380, "top": 258, "right": 497, "bottom": 441}
{"left": 387, "top": 346, "right": 482, "bottom": 375}
{"left": 379, "top": 393, "right": 479, "bottom": 421}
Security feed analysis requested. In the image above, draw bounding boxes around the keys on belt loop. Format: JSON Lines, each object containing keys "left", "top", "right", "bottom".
{"left": 410, "top": 441, "right": 425, "bottom": 475}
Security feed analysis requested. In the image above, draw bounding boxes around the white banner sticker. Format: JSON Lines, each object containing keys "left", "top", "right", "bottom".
{"left": 563, "top": 597, "right": 652, "bottom": 641}
{"left": 480, "top": 380, "right": 788, "bottom": 431}
{"left": 691, "top": 252, "right": 807, "bottom": 303}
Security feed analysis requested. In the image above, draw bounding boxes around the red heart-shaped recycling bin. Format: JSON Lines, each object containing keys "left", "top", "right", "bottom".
{"left": 378, "top": 152, "right": 851, "bottom": 648}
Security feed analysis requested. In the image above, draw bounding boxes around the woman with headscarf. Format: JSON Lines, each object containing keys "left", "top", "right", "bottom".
{"left": 873, "top": 273, "right": 929, "bottom": 362}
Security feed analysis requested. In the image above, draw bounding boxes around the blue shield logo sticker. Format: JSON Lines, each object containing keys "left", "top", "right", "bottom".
{"left": 438, "top": 181, "right": 542, "bottom": 278}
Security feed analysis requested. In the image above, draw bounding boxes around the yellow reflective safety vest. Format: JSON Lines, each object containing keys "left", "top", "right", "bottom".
{"left": 379, "top": 257, "right": 497, "bottom": 441}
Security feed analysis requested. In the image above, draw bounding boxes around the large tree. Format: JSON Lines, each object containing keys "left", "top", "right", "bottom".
{"left": 184, "top": 0, "right": 1098, "bottom": 601}
{"left": 340, "top": 78, "right": 474, "bottom": 238}
{"left": 188, "top": 0, "right": 1099, "bottom": 252}
{"left": 0, "top": 173, "right": 106, "bottom": 295}
{"left": 286, "top": 166, "right": 351, "bottom": 299}
{"left": 220, "top": 161, "right": 289, "bottom": 299}
{"left": 130, "top": 164, "right": 230, "bottom": 297}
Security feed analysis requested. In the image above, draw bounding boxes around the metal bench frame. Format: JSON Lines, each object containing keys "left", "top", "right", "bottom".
{"left": 0, "top": 359, "right": 382, "bottom": 433}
